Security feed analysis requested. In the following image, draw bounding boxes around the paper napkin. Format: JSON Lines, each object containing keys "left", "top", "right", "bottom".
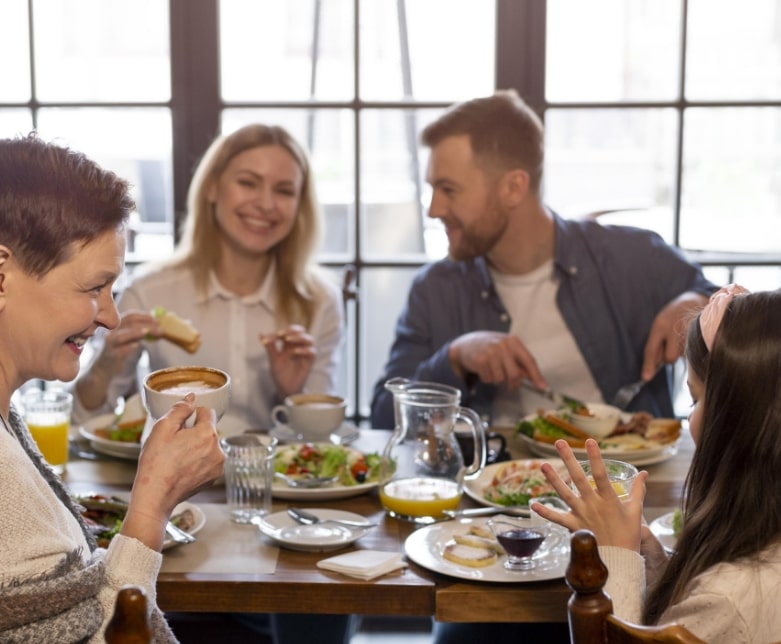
{"left": 317, "top": 550, "right": 408, "bottom": 580}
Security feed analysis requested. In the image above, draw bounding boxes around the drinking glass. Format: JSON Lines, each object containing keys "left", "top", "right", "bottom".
{"left": 576, "top": 459, "right": 638, "bottom": 500}
{"left": 222, "top": 434, "right": 277, "bottom": 523}
{"left": 23, "top": 389, "right": 73, "bottom": 475}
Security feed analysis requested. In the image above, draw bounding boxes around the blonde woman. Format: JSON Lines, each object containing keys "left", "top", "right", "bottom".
{"left": 74, "top": 124, "right": 344, "bottom": 435}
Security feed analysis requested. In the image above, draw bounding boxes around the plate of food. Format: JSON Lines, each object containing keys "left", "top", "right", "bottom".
{"left": 254, "top": 508, "right": 371, "bottom": 552}
{"left": 404, "top": 516, "right": 570, "bottom": 582}
{"left": 78, "top": 394, "right": 148, "bottom": 461}
{"left": 516, "top": 409, "right": 682, "bottom": 466}
{"left": 272, "top": 442, "right": 382, "bottom": 501}
{"left": 73, "top": 493, "right": 205, "bottom": 551}
{"left": 463, "top": 459, "right": 569, "bottom": 511}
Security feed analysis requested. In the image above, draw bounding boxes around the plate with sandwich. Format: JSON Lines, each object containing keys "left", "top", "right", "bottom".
{"left": 79, "top": 394, "right": 147, "bottom": 460}
{"left": 404, "top": 517, "right": 570, "bottom": 582}
{"left": 516, "top": 409, "right": 682, "bottom": 466}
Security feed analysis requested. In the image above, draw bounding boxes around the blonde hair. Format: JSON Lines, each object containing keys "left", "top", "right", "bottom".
{"left": 169, "top": 124, "right": 323, "bottom": 327}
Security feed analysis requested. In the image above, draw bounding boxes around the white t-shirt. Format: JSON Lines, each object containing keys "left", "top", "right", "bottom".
{"left": 490, "top": 259, "right": 602, "bottom": 426}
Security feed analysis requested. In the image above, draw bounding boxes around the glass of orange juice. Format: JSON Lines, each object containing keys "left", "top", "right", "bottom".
{"left": 576, "top": 459, "right": 638, "bottom": 500}
{"left": 23, "top": 389, "right": 73, "bottom": 476}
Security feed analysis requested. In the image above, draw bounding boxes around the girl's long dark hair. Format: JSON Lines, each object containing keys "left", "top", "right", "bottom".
{"left": 644, "top": 289, "right": 781, "bottom": 624}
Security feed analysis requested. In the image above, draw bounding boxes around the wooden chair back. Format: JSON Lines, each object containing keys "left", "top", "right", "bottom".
{"left": 566, "top": 529, "right": 704, "bottom": 644}
{"left": 104, "top": 585, "right": 152, "bottom": 643}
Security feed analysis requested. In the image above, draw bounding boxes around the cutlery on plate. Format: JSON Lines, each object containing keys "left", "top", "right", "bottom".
{"left": 612, "top": 365, "right": 664, "bottom": 410}
{"left": 286, "top": 507, "right": 376, "bottom": 528}
{"left": 520, "top": 380, "right": 586, "bottom": 411}
{"left": 165, "top": 520, "right": 196, "bottom": 544}
{"left": 442, "top": 507, "right": 529, "bottom": 519}
{"left": 274, "top": 472, "right": 339, "bottom": 488}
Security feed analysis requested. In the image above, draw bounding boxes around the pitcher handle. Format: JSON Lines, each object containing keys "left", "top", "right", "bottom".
{"left": 456, "top": 406, "right": 486, "bottom": 479}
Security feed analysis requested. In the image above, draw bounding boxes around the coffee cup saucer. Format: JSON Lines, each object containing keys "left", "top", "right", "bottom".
{"left": 270, "top": 423, "right": 360, "bottom": 446}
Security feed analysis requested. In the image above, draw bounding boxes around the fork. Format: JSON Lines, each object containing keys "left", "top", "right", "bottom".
{"left": 612, "top": 366, "right": 663, "bottom": 410}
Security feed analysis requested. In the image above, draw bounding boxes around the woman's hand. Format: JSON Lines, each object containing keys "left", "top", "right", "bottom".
{"left": 260, "top": 324, "right": 316, "bottom": 397}
{"left": 120, "top": 394, "right": 225, "bottom": 551}
{"left": 77, "top": 310, "right": 160, "bottom": 410}
{"left": 532, "top": 438, "right": 648, "bottom": 552}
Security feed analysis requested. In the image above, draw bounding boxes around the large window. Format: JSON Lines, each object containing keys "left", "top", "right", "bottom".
{"left": 2, "top": 0, "right": 780, "bottom": 419}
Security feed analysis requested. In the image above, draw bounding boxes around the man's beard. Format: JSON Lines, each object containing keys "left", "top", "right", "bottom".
{"left": 447, "top": 204, "right": 507, "bottom": 262}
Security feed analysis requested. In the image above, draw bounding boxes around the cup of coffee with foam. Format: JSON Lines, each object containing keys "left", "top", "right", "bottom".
{"left": 271, "top": 393, "right": 346, "bottom": 442}
{"left": 142, "top": 366, "right": 231, "bottom": 426}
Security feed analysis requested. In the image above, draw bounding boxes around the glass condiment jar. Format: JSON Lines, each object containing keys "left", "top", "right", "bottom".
{"left": 378, "top": 378, "right": 486, "bottom": 524}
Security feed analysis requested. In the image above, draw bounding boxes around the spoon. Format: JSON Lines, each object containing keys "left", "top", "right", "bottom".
{"left": 286, "top": 507, "right": 376, "bottom": 528}
{"left": 274, "top": 472, "right": 339, "bottom": 488}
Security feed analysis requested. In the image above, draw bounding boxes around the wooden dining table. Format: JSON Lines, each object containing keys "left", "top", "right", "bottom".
{"left": 64, "top": 424, "right": 693, "bottom": 623}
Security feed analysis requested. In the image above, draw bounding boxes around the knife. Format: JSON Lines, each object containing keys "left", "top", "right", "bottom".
{"left": 442, "top": 507, "right": 529, "bottom": 519}
{"left": 520, "top": 380, "right": 586, "bottom": 411}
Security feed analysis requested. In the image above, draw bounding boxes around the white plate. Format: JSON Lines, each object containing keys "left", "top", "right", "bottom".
{"left": 164, "top": 501, "right": 206, "bottom": 550}
{"left": 516, "top": 431, "right": 680, "bottom": 466}
{"left": 270, "top": 423, "right": 361, "bottom": 446}
{"left": 272, "top": 479, "right": 377, "bottom": 501}
{"left": 649, "top": 511, "right": 678, "bottom": 554}
{"left": 254, "top": 508, "right": 370, "bottom": 552}
{"left": 404, "top": 518, "right": 570, "bottom": 582}
{"left": 463, "top": 458, "right": 566, "bottom": 511}
{"left": 79, "top": 413, "right": 142, "bottom": 461}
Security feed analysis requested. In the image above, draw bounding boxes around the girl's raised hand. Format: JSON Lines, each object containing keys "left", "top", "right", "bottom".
{"left": 532, "top": 438, "right": 647, "bottom": 552}
{"left": 260, "top": 324, "right": 317, "bottom": 397}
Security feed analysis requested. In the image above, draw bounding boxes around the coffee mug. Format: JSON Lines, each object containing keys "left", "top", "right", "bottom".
{"left": 455, "top": 429, "right": 508, "bottom": 465}
{"left": 271, "top": 393, "right": 346, "bottom": 441}
{"left": 142, "top": 365, "right": 231, "bottom": 425}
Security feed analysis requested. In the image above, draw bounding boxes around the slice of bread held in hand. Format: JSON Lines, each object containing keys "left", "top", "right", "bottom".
{"left": 152, "top": 306, "right": 201, "bottom": 353}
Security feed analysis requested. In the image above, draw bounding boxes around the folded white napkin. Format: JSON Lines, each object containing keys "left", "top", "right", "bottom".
{"left": 317, "top": 550, "right": 408, "bottom": 580}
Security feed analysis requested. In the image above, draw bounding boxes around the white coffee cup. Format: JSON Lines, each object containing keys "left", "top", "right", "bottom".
{"left": 142, "top": 365, "right": 231, "bottom": 426}
{"left": 271, "top": 393, "right": 346, "bottom": 441}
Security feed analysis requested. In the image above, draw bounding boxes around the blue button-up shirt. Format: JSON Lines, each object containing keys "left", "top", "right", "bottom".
{"left": 370, "top": 212, "right": 717, "bottom": 428}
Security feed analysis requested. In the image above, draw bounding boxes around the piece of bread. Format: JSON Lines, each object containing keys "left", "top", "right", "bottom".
{"left": 153, "top": 307, "right": 201, "bottom": 353}
{"left": 442, "top": 543, "right": 497, "bottom": 568}
{"left": 468, "top": 524, "right": 495, "bottom": 541}
{"left": 453, "top": 533, "right": 504, "bottom": 554}
{"left": 644, "top": 418, "right": 682, "bottom": 444}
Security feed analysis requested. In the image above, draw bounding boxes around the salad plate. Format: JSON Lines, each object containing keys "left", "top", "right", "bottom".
{"left": 404, "top": 517, "right": 570, "bottom": 583}
{"left": 270, "top": 423, "right": 361, "bottom": 446}
{"left": 463, "top": 459, "right": 567, "bottom": 511}
{"left": 74, "top": 494, "right": 205, "bottom": 551}
{"left": 516, "top": 410, "right": 681, "bottom": 466}
{"left": 255, "top": 508, "right": 370, "bottom": 552}
{"left": 272, "top": 442, "right": 380, "bottom": 501}
{"left": 79, "top": 413, "right": 141, "bottom": 461}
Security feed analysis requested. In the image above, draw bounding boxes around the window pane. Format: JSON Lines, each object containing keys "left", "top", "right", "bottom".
{"left": 359, "top": 267, "right": 419, "bottom": 418}
{"left": 360, "top": 0, "right": 494, "bottom": 101}
{"left": 0, "top": 0, "right": 31, "bottom": 101}
{"left": 680, "top": 107, "right": 781, "bottom": 253}
{"left": 0, "top": 109, "right": 33, "bottom": 138}
{"left": 221, "top": 0, "right": 354, "bottom": 101}
{"left": 544, "top": 108, "right": 678, "bottom": 241}
{"left": 701, "top": 266, "right": 781, "bottom": 292}
{"left": 361, "top": 108, "right": 449, "bottom": 260}
{"left": 687, "top": 0, "right": 781, "bottom": 100}
{"left": 222, "top": 108, "right": 355, "bottom": 259}
{"left": 546, "top": 0, "right": 682, "bottom": 101}
{"left": 36, "top": 108, "right": 174, "bottom": 262}
{"left": 33, "top": 0, "right": 169, "bottom": 102}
